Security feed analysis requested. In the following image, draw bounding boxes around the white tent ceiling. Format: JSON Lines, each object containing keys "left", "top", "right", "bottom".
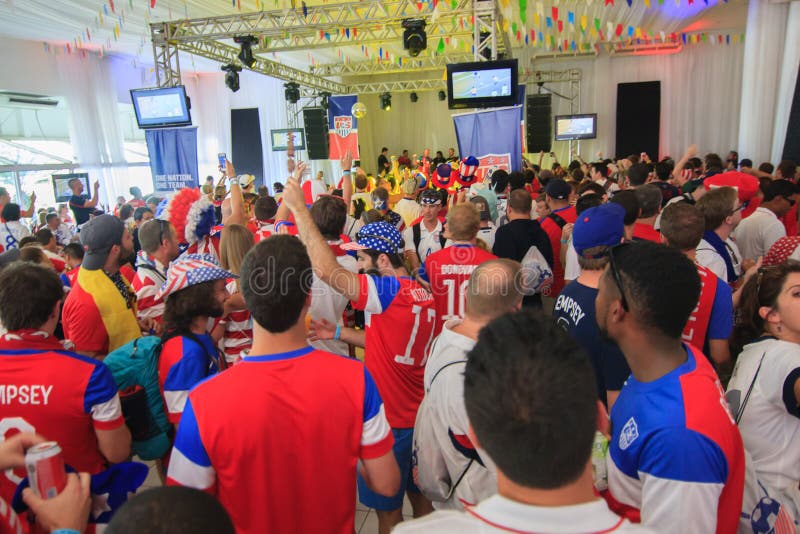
{"left": 0, "top": 0, "right": 747, "bottom": 86}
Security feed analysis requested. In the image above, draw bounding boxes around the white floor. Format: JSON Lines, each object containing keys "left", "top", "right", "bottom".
{"left": 138, "top": 460, "right": 415, "bottom": 534}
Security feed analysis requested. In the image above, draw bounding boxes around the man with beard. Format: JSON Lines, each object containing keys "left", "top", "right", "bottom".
{"left": 156, "top": 255, "right": 233, "bottom": 426}
{"left": 62, "top": 214, "right": 151, "bottom": 358}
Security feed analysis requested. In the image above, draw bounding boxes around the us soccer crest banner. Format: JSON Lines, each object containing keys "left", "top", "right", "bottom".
{"left": 328, "top": 95, "right": 359, "bottom": 160}
{"left": 453, "top": 106, "right": 523, "bottom": 176}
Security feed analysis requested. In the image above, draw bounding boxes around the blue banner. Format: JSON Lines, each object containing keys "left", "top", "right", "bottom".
{"left": 145, "top": 127, "right": 199, "bottom": 193}
{"left": 453, "top": 106, "right": 523, "bottom": 180}
{"left": 327, "top": 95, "right": 359, "bottom": 160}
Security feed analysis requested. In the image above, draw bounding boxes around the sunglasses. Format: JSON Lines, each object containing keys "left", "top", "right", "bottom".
{"left": 607, "top": 243, "right": 629, "bottom": 312}
{"left": 733, "top": 200, "right": 750, "bottom": 214}
{"left": 156, "top": 219, "right": 168, "bottom": 245}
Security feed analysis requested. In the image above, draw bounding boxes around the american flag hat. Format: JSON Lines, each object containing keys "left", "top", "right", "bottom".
{"left": 341, "top": 221, "right": 403, "bottom": 256}
{"left": 431, "top": 163, "right": 454, "bottom": 189}
{"left": 155, "top": 254, "right": 237, "bottom": 301}
{"left": 456, "top": 156, "right": 480, "bottom": 186}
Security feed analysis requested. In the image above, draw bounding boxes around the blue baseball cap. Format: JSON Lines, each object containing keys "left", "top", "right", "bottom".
{"left": 545, "top": 178, "right": 572, "bottom": 200}
{"left": 341, "top": 221, "right": 403, "bottom": 256}
{"left": 573, "top": 203, "right": 625, "bottom": 257}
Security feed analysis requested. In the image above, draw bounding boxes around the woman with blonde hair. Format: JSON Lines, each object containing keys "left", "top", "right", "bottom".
{"left": 215, "top": 224, "right": 255, "bottom": 365}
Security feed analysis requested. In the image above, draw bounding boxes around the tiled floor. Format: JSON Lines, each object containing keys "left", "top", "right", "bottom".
{"left": 136, "top": 459, "right": 416, "bottom": 533}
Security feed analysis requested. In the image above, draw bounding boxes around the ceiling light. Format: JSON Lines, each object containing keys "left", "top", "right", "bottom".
{"left": 380, "top": 92, "right": 392, "bottom": 111}
{"left": 402, "top": 19, "right": 427, "bottom": 57}
{"left": 284, "top": 82, "right": 300, "bottom": 104}
{"left": 234, "top": 35, "right": 259, "bottom": 68}
{"left": 221, "top": 64, "right": 242, "bottom": 92}
{"left": 438, "top": 90, "right": 446, "bottom": 101}
{"left": 410, "top": 92, "right": 418, "bottom": 103}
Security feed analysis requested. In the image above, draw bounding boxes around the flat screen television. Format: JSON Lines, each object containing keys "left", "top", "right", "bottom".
{"left": 554, "top": 114, "right": 597, "bottom": 140}
{"left": 446, "top": 59, "right": 518, "bottom": 110}
{"left": 130, "top": 86, "right": 192, "bottom": 129}
{"left": 270, "top": 129, "right": 306, "bottom": 151}
{"left": 52, "top": 172, "right": 89, "bottom": 203}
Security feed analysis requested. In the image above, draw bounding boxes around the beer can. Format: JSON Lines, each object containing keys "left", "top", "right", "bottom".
{"left": 25, "top": 442, "right": 67, "bottom": 499}
{"left": 591, "top": 431, "right": 609, "bottom": 492}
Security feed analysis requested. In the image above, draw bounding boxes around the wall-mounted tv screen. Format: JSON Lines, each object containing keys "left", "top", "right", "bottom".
{"left": 130, "top": 86, "right": 192, "bottom": 129}
{"left": 52, "top": 172, "right": 89, "bottom": 203}
{"left": 270, "top": 129, "right": 306, "bottom": 151}
{"left": 554, "top": 114, "right": 597, "bottom": 141}
{"left": 446, "top": 59, "right": 518, "bottom": 110}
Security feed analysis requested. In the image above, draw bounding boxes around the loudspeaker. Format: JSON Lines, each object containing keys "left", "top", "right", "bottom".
{"left": 526, "top": 94, "right": 552, "bottom": 153}
{"left": 782, "top": 66, "right": 800, "bottom": 163}
{"left": 231, "top": 108, "right": 263, "bottom": 186}
{"left": 616, "top": 81, "right": 660, "bottom": 160}
{"left": 303, "top": 107, "right": 329, "bottom": 160}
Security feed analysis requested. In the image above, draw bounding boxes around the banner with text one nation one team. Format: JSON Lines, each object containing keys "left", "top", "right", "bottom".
{"left": 144, "top": 127, "right": 199, "bottom": 194}
{"left": 327, "top": 95, "right": 360, "bottom": 160}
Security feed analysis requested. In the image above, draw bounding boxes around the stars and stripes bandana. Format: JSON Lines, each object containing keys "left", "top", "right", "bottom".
{"left": 156, "top": 254, "right": 237, "bottom": 301}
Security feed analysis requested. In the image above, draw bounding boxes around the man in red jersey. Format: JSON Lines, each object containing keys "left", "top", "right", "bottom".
{"left": 0, "top": 263, "right": 130, "bottom": 508}
{"left": 167, "top": 234, "right": 399, "bottom": 534}
{"left": 538, "top": 179, "right": 577, "bottom": 299}
{"left": 283, "top": 171, "right": 435, "bottom": 534}
{"left": 420, "top": 202, "right": 496, "bottom": 336}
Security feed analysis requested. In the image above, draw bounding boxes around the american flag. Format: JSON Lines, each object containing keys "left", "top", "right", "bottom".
{"left": 156, "top": 254, "right": 236, "bottom": 301}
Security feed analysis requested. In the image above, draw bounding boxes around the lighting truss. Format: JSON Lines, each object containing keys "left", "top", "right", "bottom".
{"left": 312, "top": 54, "right": 474, "bottom": 77}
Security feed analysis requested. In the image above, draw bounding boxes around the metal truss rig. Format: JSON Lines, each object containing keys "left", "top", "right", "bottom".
{"left": 151, "top": 0, "right": 508, "bottom": 92}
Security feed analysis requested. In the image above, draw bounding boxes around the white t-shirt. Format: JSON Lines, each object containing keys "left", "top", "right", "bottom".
{"left": 394, "top": 198, "right": 421, "bottom": 227}
{"left": 394, "top": 494, "right": 653, "bottom": 533}
{"left": 476, "top": 223, "right": 497, "bottom": 250}
{"left": 564, "top": 237, "right": 581, "bottom": 281}
{"left": 308, "top": 241, "right": 358, "bottom": 356}
{"left": 403, "top": 220, "right": 443, "bottom": 264}
{"left": 696, "top": 236, "right": 742, "bottom": 282}
{"left": 421, "top": 320, "right": 496, "bottom": 511}
{"left": 733, "top": 207, "right": 786, "bottom": 261}
{"left": 0, "top": 220, "right": 30, "bottom": 251}
{"left": 726, "top": 337, "right": 800, "bottom": 522}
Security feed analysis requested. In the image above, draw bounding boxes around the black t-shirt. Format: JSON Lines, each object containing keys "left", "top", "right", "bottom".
{"left": 377, "top": 154, "right": 389, "bottom": 172}
{"left": 492, "top": 218, "right": 554, "bottom": 307}
{"left": 69, "top": 194, "right": 93, "bottom": 225}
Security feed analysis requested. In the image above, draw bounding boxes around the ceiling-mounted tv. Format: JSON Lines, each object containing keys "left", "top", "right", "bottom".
{"left": 446, "top": 59, "right": 518, "bottom": 110}
{"left": 554, "top": 114, "right": 597, "bottom": 141}
{"left": 130, "top": 86, "right": 192, "bottom": 129}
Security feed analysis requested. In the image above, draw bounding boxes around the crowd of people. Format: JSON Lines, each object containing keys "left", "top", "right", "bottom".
{"left": 0, "top": 143, "right": 797, "bottom": 534}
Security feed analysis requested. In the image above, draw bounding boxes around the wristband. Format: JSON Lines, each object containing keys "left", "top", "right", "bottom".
{"left": 560, "top": 239, "right": 569, "bottom": 244}
{"left": 343, "top": 170, "right": 351, "bottom": 175}
{"left": 334, "top": 325, "right": 342, "bottom": 340}
{"left": 53, "top": 530, "right": 80, "bottom": 534}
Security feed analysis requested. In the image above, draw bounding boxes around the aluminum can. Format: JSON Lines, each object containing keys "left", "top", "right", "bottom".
{"left": 25, "top": 442, "right": 67, "bottom": 499}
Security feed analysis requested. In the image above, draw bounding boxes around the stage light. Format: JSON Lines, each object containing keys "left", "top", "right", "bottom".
{"left": 221, "top": 64, "right": 242, "bottom": 92}
{"left": 410, "top": 92, "right": 418, "bottom": 103}
{"left": 380, "top": 92, "right": 392, "bottom": 111}
{"left": 284, "top": 82, "right": 300, "bottom": 104}
{"left": 234, "top": 35, "right": 259, "bottom": 68}
{"left": 402, "top": 19, "right": 427, "bottom": 57}
{"left": 438, "top": 90, "right": 446, "bottom": 101}
{"left": 319, "top": 91, "right": 332, "bottom": 111}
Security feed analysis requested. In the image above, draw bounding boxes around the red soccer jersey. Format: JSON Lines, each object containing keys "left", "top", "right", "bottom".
{"left": 0, "top": 331, "right": 124, "bottom": 507}
{"left": 539, "top": 206, "right": 577, "bottom": 297}
{"left": 352, "top": 275, "right": 435, "bottom": 428}
{"left": 632, "top": 223, "right": 662, "bottom": 243}
{"left": 421, "top": 244, "right": 497, "bottom": 336}
{"left": 166, "top": 347, "right": 393, "bottom": 534}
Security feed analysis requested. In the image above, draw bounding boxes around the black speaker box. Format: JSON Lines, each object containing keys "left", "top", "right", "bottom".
{"left": 303, "top": 107, "right": 329, "bottom": 160}
{"left": 526, "top": 94, "right": 552, "bottom": 153}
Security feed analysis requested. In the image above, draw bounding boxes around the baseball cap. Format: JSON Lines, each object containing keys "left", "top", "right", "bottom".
{"left": 704, "top": 171, "right": 760, "bottom": 203}
{"left": 80, "top": 214, "right": 125, "bottom": 270}
{"left": 573, "top": 203, "right": 625, "bottom": 257}
{"left": 156, "top": 254, "right": 237, "bottom": 301}
{"left": 545, "top": 178, "right": 571, "bottom": 200}
{"left": 238, "top": 174, "right": 255, "bottom": 189}
{"left": 341, "top": 221, "right": 403, "bottom": 257}
{"left": 419, "top": 189, "right": 442, "bottom": 205}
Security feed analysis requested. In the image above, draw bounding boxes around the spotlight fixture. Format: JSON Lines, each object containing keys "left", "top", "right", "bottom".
{"left": 380, "top": 92, "right": 392, "bottom": 111}
{"left": 438, "top": 90, "right": 446, "bottom": 101}
{"left": 284, "top": 82, "right": 300, "bottom": 104}
{"left": 319, "top": 91, "right": 332, "bottom": 111}
{"left": 410, "top": 92, "right": 418, "bottom": 103}
{"left": 234, "top": 35, "right": 259, "bottom": 68}
{"left": 221, "top": 64, "right": 242, "bottom": 93}
{"left": 402, "top": 19, "right": 427, "bottom": 57}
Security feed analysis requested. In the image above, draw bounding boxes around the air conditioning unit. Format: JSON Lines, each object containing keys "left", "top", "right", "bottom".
{"left": 0, "top": 92, "right": 60, "bottom": 108}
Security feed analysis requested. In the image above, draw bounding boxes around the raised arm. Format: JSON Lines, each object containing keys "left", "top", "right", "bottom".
{"left": 85, "top": 182, "right": 101, "bottom": 208}
{"left": 223, "top": 160, "right": 246, "bottom": 226}
{"left": 20, "top": 192, "right": 36, "bottom": 218}
{"left": 672, "top": 144, "right": 697, "bottom": 187}
{"left": 341, "top": 151, "right": 353, "bottom": 208}
{"left": 281, "top": 173, "right": 363, "bottom": 302}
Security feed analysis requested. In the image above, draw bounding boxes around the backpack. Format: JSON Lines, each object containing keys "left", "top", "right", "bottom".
{"left": 104, "top": 332, "right": 221, "bottom": 460}
{"left": 519, "top": 244, "right": 553, "bottom": 295}
{"left": 412, "top": 356, "right": 474, "bottom": 502}
{"left": 412, "top": 222, "right": 447, "bottom": 257}
{"left": 104, "top": 336, "right": 171, "bottom": 460}
{"left": 546, "top": 211, "right": 568, "bottom": 229}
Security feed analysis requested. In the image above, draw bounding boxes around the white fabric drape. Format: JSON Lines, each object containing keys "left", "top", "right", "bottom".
{"left": 56, "top": 53, "right": 128, "bottom": 207}
{"left": 738, "top": 0, "right": 798, "bottom": 165}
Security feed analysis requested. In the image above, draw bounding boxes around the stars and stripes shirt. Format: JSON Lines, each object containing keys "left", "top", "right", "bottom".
{"left": 222, "top": 280, "right": 252, "bottom": 364}
{"left": 131, "top": 257, "right": 167, "bottom": 323}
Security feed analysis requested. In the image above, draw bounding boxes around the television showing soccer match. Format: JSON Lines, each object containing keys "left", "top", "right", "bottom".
{"left": 554, "top": 114, "right": 597, "bottom": 141}
{"left": 270, "top": 129, "right": 306, "bottom": 151}
{"left": 446, "top": 59, "right": 518, "bottom": 110}
{"left": 52, "top": 172, "right": 89, "bottom": 203}
{"left": 130, "top": 86, "right": 192, "bottom": 129}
